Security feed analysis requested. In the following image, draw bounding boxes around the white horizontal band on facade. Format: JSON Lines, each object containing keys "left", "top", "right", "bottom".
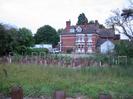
{"left": 61, "top": 35, "right": 76, "bottom": 37}
{"left": 61, "top": 46, "right": 75, "bottom": 47}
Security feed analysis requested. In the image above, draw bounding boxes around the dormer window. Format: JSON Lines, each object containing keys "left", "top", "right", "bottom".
{"left": 76, "top": 26, "right": 82, "bottom": 32}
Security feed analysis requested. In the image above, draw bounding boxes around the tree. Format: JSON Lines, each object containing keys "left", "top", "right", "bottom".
{"left": 88, "top": 20, "right": 95, "bottom": 24}
{"left": 0, "top": 24, "right": 11, "bottom": 56}
{"left": 7, "top": 28, "right": 19, "bottom": 53}
{"left": 77, "top": 13, "right": 88, "bottom": 25}
{"left": 13, "top": 27, "right": 34, "bottom": 54}
{"left": 115, "top": 40, "right": 133, "bottom": 57}
{"left": 18, "top": 28, "right": 34, "bottom": 47}
{"left": 121, "top": 0, "right": 133, "bottom": 19}
{"left": 106, "top": 4, "right": 133, "bottom": 42}
{"left": 121, "top": 9, "right": 133, "bottom": 19}
{"left": 0, "top": 24, "right": 34, "bottom": 56}
{"left": 57, "top": 28, "right": 64, "bottom": 35}
{"left": 34, "top": 25, "right": 59, "bottom": 47}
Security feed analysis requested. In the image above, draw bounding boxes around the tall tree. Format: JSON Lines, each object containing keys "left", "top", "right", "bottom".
{"left": 121, "top": 0, "right": 133, "bottom": 19}
{"left": 115, "top": 40, "right": 133, "bottom": 57}
{"left": 18, "top": 28, "right": 34, "bottom": 47}
{"left": 0, "top": 24, "right": 11, "bottom": 56}
{"left": 57, "top": 28, "right": 64, "bottom": 35}
{"left": 77, "top": 13, "right": 88, "bottom": 25}
{"left": 14, "top": 27, "right": 34, "bottom": 54}
{"left": 88, "top": 20, "right": 95, "bottom": 24}
{"left": 0, "top": 24, "right": 34, "bottom": 56}
{"left": 7, "top": 28, "right": 19, "bottom": 53}
{"left": 106, "top": 1, "right": 133, "bottom": 42}
{"left": 121, "top": 9, "right": 133, "bottom": 19}
{"left": 34, "top": 25, "right": 59, "bottom": 47}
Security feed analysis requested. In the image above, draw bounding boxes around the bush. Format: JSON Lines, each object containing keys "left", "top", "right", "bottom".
{"left": 115, "top": 41, "right": 133, "bottom": 58}
{"left": 27, "top": 48, "right": 49, "bottom": 55}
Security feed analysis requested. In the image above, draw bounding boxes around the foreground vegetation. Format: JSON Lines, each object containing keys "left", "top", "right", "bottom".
{"left": 0, "top": 64, "right": 133, "bottom": 98}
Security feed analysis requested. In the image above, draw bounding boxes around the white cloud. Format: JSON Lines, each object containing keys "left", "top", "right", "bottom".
{"left": 0, "top": 0, "right": 128, "bottom": 33}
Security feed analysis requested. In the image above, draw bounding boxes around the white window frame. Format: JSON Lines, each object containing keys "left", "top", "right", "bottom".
{"left": 88, "top": 34, "right": 92, "bottom": 42}
{"left": 76, "top": 34, "right": 85, "bottom": 42}
{"left": 88, "top": 42, "right": 93, "bottom": 48}
{"left": 70, "top": 28, "right": 75, "bottom": 33}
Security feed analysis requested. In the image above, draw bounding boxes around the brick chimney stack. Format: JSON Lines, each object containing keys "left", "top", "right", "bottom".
{"left": 66, "top": 20, "right": 71, "bottom": 32}
{"left": 95, "top": 20, "right": 99, "bottom": 27}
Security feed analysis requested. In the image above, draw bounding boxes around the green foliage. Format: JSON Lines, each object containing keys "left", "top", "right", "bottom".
{"left": 77, "top": 13, "right": 88, "bottom": 25}
{"left": 18, "top": 28, "right": 34, "bottom": 47}
{"left": 34, "top": 25, "right": 59, "bottom": 47}
{"left": 0, "top": 24, "right": 20, "bottom": 56}
{"left": 14, "top": 28, "right": 34, "bottom": 55}
{"left": 88, "top": 20, "right": 95, "bottom": 24}
{"left": 0, "top": 23, "right": 34, "bottom": 56}
{"left": 28, "top": 48, "right": 49, "bottom": 54}
{"left": 57, "top": 28, "right": 64, "bottom": 35}
{"left": 115, "top": 40, "right": 133, "bottom": 57}
{"left": 0, "top": 64, "right": 133, "bottom": 98}
{"left": 0, "top": 24, "right": 11, "bottom": 56}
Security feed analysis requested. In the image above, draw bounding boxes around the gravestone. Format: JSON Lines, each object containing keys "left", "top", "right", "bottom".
{"left": 53, "top": 91, "right": 66, "bottom": 99}
{"left": 11, "top": 86, "right": 23, "bottom": 99}
{"left": 99, "top": 93, "right": 112, "bottom": 99}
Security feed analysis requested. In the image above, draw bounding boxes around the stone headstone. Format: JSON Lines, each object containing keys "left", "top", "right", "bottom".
{"left": 99, "top": 93, "right": 112, "bottom": 99}
{"left": 11, "top": 86, "right": 23, "bottom": 99}
{"left": 53, "top": 91, "right": 66, "bottom": 99}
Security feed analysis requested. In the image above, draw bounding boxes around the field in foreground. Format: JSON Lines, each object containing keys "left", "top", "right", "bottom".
{"left": 0, "top": 64, "right": 133, "bottom": 99}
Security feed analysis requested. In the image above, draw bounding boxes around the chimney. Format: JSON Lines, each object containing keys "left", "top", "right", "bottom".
{"left": 66, "top": 20, "right": 71, "bottom": 32}
{"left": 112, "top": 25, "right": 115, "bottom": 31}
{"left": 95, "top": 20, "right": 99, "bottom": 27}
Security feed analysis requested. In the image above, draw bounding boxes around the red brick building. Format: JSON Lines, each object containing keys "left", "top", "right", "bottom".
{"left": 60, "top": 20, "right": 120, "bottom": 53}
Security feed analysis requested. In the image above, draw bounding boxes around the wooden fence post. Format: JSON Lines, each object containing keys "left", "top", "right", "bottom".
{"left": 53, "top": 91, "right": 66, "bottom": 99}
{"left": 11, "top": 86, "right": 23, "bottom": 99}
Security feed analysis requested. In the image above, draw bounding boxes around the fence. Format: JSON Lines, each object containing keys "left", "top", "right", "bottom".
{"left": 0, "top": 53, "right": 131, "bottom": 67}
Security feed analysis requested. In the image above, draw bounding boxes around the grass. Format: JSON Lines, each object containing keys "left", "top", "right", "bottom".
{"left": 0, "top": 64, "right": 133, "bottom": 98}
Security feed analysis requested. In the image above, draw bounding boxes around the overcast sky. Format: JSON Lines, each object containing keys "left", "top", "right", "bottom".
{"left": 0, "top": 0, "right": 129, "bottom": 33}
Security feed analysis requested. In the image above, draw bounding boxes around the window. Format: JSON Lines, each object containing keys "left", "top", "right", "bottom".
{"left": 76, "top": 34, "right": 85, "bottom": 42}
{"left": 76, "top": 35, "right": 80, "bottom": 42}
{"left": 76, "top": 26, "right": 82, "bottom": 32}
{"left": 81, "top": 35, "right": 85, "bottom": 42}
{"left": 81, "top": 48, "right": 85, "bottom": 53}
{"left": 88, "top": 34, "right": 92, "bottom": 42}
{"left": 88, "top": 42, "right": 92, "bottom": 48}
{"left": 70, "top": 28, "right": 75, "bottom": 33}
{"left": 78, "top": 45, "right": 80, "bottom": 48}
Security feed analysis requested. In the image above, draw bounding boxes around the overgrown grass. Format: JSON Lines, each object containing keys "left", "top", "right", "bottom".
{"left": 0, "top": 64, "right": 133, "bottom": 98}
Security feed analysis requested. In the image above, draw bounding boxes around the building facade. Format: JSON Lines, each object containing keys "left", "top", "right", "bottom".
{"left": 60, "top": 20, "right": 120, "bottom": 53}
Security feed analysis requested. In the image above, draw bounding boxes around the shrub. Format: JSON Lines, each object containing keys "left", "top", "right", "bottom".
{"left": 115, "top": 41, "right": 133, "bottom": 58}
{"left": 27, "top": 48, "right": 49, "bottom": 55}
